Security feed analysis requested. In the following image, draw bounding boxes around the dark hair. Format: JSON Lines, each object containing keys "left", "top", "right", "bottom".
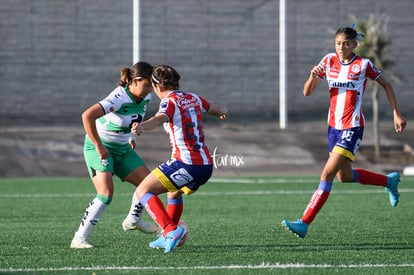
{"left": 335, "top": 27, "right": 357, "bottom": 40}
{"left": 151, "top": 65, "right": 181, "bottom": 90}
{"left": 118, "top": 61, "right": 153, "bottom": 86}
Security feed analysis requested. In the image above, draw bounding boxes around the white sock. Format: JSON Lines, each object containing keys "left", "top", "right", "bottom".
{"left": 125, "top": 193, "right": 145, "bottom": 224}
{"left": 75, "top": 197, "right": 107, "bottom": 238}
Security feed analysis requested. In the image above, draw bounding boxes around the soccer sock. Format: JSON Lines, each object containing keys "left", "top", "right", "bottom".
{"left": 125, "top": 193, "right": 145, "bottom": 224}
{"left": 167, "top": 197, "right": 183, "bottom": 224}
{"left": 75, "top": 196, "right": 110, "bottom": 238}
{"left": 301, "top": 181, "right": 332, "bottom": 225}
{"left": 140, "top": 192, "right": 176, "bottom": 236}
{"left": 352, "top": 168, "right": 387, "bottom": 187}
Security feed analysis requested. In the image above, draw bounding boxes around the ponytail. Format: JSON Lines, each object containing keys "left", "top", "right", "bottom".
{"left": 118, "top": 67, "right": 131, "bottom": 86}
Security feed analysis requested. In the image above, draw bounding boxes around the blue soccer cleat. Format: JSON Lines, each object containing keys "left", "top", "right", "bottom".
{"left": 385, "top": 172, "right": 400, "bottom": 207}
{"left": 149, "top": 235, "right": 166, "bottom": 249}
{"left": 164, "top": 225, "right": 185, "bottom": 253}
{"left": 281, "top": 219, "right": 308, "bottom": 239}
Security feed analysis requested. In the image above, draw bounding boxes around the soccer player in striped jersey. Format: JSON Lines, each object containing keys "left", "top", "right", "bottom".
{"left": 131, "top": 64, "right": 228, "bottom": 253}
{"left": 70, "top": 62, "right": 158, "bottom": 249}
{"left": 282, "top": 26, "right": 406, "bottom": 239}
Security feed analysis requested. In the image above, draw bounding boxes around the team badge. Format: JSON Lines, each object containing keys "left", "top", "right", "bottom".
{"left": 101, "top": 159, "right": 109, "bottom": 167}
{"left": 351, "top": 64, "right": 360, "bottom": 74}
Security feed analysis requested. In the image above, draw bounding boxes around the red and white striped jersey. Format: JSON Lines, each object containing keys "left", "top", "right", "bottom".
{"left": 318, "top": 53, "right": 382, "bottom": 130}
{"left": 157, "top": 90, "right": 212, "bottom": 165}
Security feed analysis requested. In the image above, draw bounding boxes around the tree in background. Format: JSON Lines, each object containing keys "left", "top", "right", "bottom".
{"left": 353, "top": 13, "right": 400, "bottom": 161}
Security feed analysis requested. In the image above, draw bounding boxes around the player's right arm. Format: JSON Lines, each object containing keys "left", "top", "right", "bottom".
{"left": 82, "top": 103, "right": 109, "bottom": 159}
{"left": 138, "top": 114, "right": 169, "bottom": 131}
{"left": 303, "top": 64, "right": 324, "bottom": 96}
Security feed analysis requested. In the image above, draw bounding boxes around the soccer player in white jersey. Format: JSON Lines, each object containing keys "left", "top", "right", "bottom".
{"left": 131, "top": 65, "right": 228, "bottom": 253}
{"left": 282, "top": 26, "right": 407, "bottom": 239}
{"left": 70, "top": 62, "right": 158, "bottom": 249}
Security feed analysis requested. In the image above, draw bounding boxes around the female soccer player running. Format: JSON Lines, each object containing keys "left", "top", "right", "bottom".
{"left": 70, "top": 62, "right": 158, "bottom": 249}
{"left": 131, "top": 64, "right": 228, "bottom": 253}
{"left": 282, "top": 26, "right": 407, "bottom": 239}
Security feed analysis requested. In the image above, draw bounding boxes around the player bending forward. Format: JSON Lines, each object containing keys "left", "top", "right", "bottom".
{"left": 131, "top": 64, "right": 228, "bottom": 253}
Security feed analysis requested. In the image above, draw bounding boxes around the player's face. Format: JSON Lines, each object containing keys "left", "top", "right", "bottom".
{"left": 335, "top": 33, "right": 357, "bottom": 63}
{"left": 133, "top": 78, "right": 153, "bottom": 97}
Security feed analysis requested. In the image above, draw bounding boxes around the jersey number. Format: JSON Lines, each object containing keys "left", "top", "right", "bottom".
{"left": 341, "top": 130, "right": 354, "bottom": 142}
{"left": 185, "top": 120, "right": 204, "bottom": 150}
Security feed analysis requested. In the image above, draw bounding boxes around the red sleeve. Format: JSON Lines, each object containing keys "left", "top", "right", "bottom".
{"left": 198, "top": 95, "right": 211, "bottom": 113}
{"left": 366, "top": 60, "right": 382, "bottom": 80}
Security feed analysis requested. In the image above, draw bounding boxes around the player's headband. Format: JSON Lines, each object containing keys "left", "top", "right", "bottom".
{"left": 151, "top": 74, "right": 161, "bottom": 84}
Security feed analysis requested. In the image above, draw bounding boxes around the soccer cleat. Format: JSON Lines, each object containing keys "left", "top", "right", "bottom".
{"left": 151, "top": 221, "right": 188, "bottom": 249}
{"left": 164, "top": 225, "right": 185, "bottom": 253}
{"left": 385, "top": 172, "right": 400, "bottom": 207}
{"left": 177, "top": 220, "right": 189, "bottom": 247}
{"left": 122, "top": 219, "right": 158, "bottom": 234}
{"left": 70, "top": 235, "right": 93, "bottom": 249}
{"left": 149, "top": 235, "right": 166, "bottom": 249}
{"left": 281, "top": 219, "right": 308, "bottom": 239}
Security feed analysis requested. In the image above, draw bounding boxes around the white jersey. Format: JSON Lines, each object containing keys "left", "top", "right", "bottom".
{"left": 318, "top": 53, "right": 382, "bottom": 130}
{"left": 95, "top": 86, "right": 150, "bottom": 144}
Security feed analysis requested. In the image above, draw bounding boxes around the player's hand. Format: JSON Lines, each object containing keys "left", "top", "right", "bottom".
{"left": 220, "top": 107, "right": 228, "bottom": 120}
{"left": 310, "top": 64, "right": 325, "bottom": 78}
{"left": 394, "top": 114, "right": 407, "bottom": 133}
{"left": 131, "top": 122, "right": 143, "bottom": 136}
{"left": 96, "top": 143, "right": 109, "bottom": 160}
{"left": 129, "top": 139, "right": 136, "bottom": 149}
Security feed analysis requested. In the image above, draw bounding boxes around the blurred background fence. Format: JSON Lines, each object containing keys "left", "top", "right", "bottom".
{"left": 0, "top": 0, "right": 413, "bottom": 126}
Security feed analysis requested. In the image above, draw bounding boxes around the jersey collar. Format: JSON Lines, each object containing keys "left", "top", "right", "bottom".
{"left": 124, "top": 86, "right": 144, "bottom": 104}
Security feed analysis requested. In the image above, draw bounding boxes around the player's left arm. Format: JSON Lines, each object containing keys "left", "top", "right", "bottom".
{"left": 198, "top": 95, "right": 227, "bottom": 120}
{"left": 376, "top": 75, "right": 407, "bottom": 132}
{"left": 207, "top": 104, "right": 228, "bottom": 120}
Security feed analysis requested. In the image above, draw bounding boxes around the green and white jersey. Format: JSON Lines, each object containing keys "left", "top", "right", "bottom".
{"left": 96, "top": 86, "right": 151, "bottom": 144}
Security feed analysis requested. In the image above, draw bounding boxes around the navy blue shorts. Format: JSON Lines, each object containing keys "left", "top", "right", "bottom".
{"left": 327, "top": 126, "right": 363, "bottom": 161}
{"left": 153, "top": 159, "right": 213, "bottom": 195}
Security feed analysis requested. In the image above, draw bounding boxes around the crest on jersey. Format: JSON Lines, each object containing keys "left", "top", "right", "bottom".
{"left": 159, "top": 100, "right": 169, "bottom": 112}
{"left": 351, "top": 64, "right": 361, "bottom": 74}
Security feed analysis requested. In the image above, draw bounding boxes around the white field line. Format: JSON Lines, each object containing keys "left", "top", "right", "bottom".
{"left": 2, "top": 263, "right": 414, "bottom": 273}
